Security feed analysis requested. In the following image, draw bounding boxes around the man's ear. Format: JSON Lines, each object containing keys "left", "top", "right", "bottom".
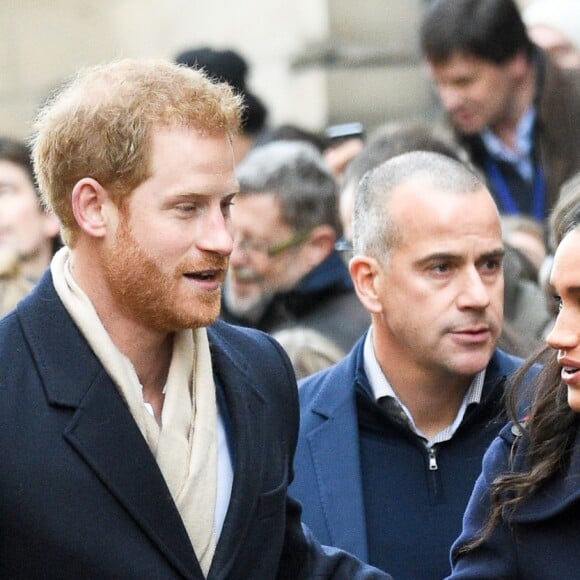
{"left": 304, "top": 224, "right": 336, "bottom": 267}
{"left": 71, "top": 178, "right": 116, "bottom": 238}
{"left": 349, "top": 255, "right": 383, "bottom": 313}
{"left": 508, "top": 50, "right": 529, "bottom": 80}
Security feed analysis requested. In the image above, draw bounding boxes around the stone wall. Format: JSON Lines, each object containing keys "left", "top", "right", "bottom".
{"left": 1, "top": 0, "right": 433, "bottom": 139}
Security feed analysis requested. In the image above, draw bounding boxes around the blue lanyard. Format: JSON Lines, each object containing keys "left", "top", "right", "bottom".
{"left": 484, "top": 155, "right": 546, "bottom": 220}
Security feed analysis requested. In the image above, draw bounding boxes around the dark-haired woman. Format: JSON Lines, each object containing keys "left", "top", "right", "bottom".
{"left": 447, "top": 204, "right": 580, "bottom": 579}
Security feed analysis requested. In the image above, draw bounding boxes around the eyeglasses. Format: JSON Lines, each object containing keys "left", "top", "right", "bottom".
{"left": 236, "top": 229, "right": 312, "bottom": 258}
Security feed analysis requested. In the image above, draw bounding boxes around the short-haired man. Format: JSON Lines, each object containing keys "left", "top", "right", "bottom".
{"left": 290, "top": 151, "right": 522, "bottom": 580}
{"left": 420, "top": 0, "right": 580, "bottom": 220}
{"left": 221, "top": 140, "right": 369, "bottom": 352}
{"left": 0, "top": 59, "right": 389, "bottom": 579}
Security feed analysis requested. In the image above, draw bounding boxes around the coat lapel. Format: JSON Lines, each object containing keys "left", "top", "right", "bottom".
{"left": 65, "top": 373, "right": 203, "bottom": 579}
{"left": 307, "top": 385, "right": 369, "bottom": 561}
{"left": 17, "top": 274, "right": 201, "bottom": 579}
{"left": 206, "top": 327, "right": 267, "bottom": 579}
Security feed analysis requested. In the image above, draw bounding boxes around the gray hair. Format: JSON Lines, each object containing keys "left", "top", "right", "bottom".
{"left": 235, "top": 140, "right": 340, "bottom": 233}
{"left": 353, "top": 151, "right": 485, "bottom": 260}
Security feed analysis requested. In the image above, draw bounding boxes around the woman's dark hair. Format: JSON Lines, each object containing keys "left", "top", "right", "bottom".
{"left": 465, "top": 348, "right": 577, "bottom": 548}
{"left": 461, "top": 199, "right": 580, "bottom": 551}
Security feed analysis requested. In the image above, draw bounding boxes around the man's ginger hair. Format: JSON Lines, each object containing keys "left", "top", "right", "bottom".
{"left": 32, "top": 58, "right": 242, "bottom": 245}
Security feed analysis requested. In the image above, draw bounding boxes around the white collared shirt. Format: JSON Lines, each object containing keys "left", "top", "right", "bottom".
{"left": 362, "top": 329, "right": 486, "bottom": 448}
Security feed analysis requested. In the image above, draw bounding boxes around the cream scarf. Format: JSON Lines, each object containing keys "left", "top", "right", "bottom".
{"left": 51, "top": 247, "right": 218, "bottom": 576}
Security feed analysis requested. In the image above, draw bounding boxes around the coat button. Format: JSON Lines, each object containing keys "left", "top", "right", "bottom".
{"left": 511, "top": 423, "right": 524, "bottom": 437}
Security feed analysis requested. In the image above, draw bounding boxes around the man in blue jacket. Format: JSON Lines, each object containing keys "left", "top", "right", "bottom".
{"left": 290, "top": 151, "right": 522, "bottom": 580}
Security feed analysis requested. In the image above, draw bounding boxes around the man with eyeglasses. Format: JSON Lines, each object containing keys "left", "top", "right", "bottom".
{"left": 221, "top": 140, "right": 370, "bottom": 353}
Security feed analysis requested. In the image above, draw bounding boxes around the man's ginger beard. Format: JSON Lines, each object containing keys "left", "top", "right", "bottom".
{"left": 101, "top": 215, "right": 228, "bottom": 332}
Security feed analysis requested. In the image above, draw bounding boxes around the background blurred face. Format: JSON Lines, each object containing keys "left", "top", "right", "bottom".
{"left": 546, "top": 227, "right": 580, "bottom": 412}
{"left": 224, "top": 192, "right": 311, "bottom": 317}
{"left": 428, "top": 53, "right": 522, "bottom": 134}
{"left": 528, "top": 25, "right": 580, "bottom": 70}
{"left": 372, "top": 180, "right": 504, "bottom": 383}
{"left": 0, "top": 159, "right": 55, "bottom": 267}
{"left": 101, "top": 127, "right": 237, "bottom": 332}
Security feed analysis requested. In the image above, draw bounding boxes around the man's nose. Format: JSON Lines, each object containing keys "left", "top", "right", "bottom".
{"left": 439, "top": 85, "right": 463, "bottom": 111}
{"left": 457, "top": 268, "right": 491, "bottom": 310}
{"left": 197, "top": 208, "right": 234, "bottom": 256}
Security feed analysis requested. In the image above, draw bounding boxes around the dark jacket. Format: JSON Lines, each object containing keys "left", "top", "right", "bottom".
{"left": 447, "top": 418, "right": 580, "bottom": 579}
{"left": 0, "top": 272, "right": 390, "bottom": 580}
{"left": 290, "top": 334, "right": 521, "bottom": 580}
{"left": 221, "top": 250, "right": 370, "bottom": 352}
{"left": 456, "top": 50, "right": 580, "bottom": 217}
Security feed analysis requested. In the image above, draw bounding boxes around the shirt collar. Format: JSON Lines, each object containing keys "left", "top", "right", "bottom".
{"left": 481, "top": 106, "right": 536, "bottom": 181}
{"left": 363, "top": 328, "right": 486, "bottom": 446}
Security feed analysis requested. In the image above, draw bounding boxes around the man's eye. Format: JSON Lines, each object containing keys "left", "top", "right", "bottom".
{"left": 432, "top": 263, "right": 450, "bottom": 273}
{"left": 482, "top": 259, "right": 502, "bottom": 272}
{"left": 176, "top": 203, "right": 197, "bottom": 213}
{"left": 553, "top": 295, "right": 563, "bottom": 312}
{"left": 451, "top": 77, "right": 473, "bottom": 87}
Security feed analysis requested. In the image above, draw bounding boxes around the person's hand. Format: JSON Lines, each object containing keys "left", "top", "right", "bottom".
{"left": 323, "top": 137, "right": 364, "bottom": 176}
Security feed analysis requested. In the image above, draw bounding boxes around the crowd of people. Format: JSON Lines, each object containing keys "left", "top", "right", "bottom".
{"left": 0, "top": 0, "right": 578, "bottom": 578}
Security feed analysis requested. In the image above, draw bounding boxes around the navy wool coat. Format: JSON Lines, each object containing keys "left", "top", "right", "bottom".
{"left": 0, "top": 272, "right": 389, "bottom": 580}
{"left": 448, "top": 419, "right": 580, "bottom": 579}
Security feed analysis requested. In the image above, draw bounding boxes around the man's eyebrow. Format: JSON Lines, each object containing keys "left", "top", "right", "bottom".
{"left": 168, "top": 189, "right": 239, "bottom": 199}
{"left": 415, "top": 248, "right": 505, "bottom": 266}
{"left": 416, "top": 252, "right": 460, "bottom": 264}
{"left": 480, "top": 249, "right": 505, "bottom": 260}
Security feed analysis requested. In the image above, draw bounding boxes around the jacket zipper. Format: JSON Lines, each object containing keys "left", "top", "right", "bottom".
{"left": 428, "top": 445, "right": 438, "bottom": 470}
{"left": 426, "top": 444, "right": 443, "bottom": 503}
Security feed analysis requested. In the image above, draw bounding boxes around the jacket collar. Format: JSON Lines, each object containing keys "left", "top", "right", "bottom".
{"left": 298, "top": 333, "right": 369, "bottom": 560}
{"left": 305, "top": 339, "right": 520, "bottom": 421}
{"left": 205, "top": 322, "right": 268, "bottom": 578}
{"left": 18, "top": 269, "right": 108, "bottom": 408}
{"left": 504, "top": 418, "right": 580, "bottom": 524}
{"left": 292, "top": 250, "right": 353, "bottom": 295}
{"left": 303, "top": 332, "right": 367, "bottom": 419}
